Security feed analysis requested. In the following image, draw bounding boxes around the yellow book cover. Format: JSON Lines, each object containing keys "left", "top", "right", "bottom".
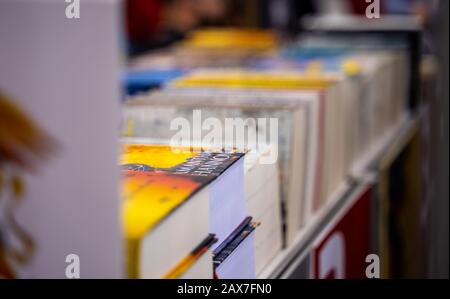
{"left": 182, "top": 28, "right": 278, "bottom": 50}
{"left": 121, "top": 144, "right": 244, "bottom": 277}
{"left": 171, "top": 70, "right": 337, "bottom": 89}
{"left": 121, "top": 144, "right": 243, "bottom": 239}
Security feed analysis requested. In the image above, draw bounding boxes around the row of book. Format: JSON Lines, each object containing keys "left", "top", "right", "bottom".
{"left": 120, "top": 28, "right": 412, "bottom": 278}
{"left": 121, "top": 144, "right": 279, "bottom": 278}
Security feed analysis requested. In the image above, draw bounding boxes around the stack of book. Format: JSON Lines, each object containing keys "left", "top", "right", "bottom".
{"left": 119, "top": 28, "right": 413, "bottom": 278}
{"left": 121, "top": 144, "right": 281, "bottom": 278}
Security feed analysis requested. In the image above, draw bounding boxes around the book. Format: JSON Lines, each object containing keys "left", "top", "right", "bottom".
{"left": 167, "top": 70, "right": 358, "bottom": 227}
{"left": 121, "top": 144, "right": 246, "bottom": 278}
{"left": 169, "top": 51, "right": 408, "bottom": 198}
{"left": 300, "top": 15, "right": 421, "bottom": 109}
{"left": 122, "top": 87, "right": 325, "bottom": 246}
{"left": 121, "top": 137, "right": 282, "bottom": 276}
{"left": 123, "top": 45, "right": 409, "bottom": 251}
{"left": 213, "top": 217, "right": 259, "bottom": 279}
{"left": 164, "top": 234, "right": 217, "bottom": 279}
{"left": 279, "top": 41, "right": 409, "bottom": 156}
{"left": 129, "top": 28, "right": 278, "bottom": 70}
{"left": 181, "top": 28, "right": 278, "bottom": 50}
{"left": 122, "top": 69, "right": 185, "bottom": 96}
{"left": 243, "top": 148, "right": 282, "bottom": 275}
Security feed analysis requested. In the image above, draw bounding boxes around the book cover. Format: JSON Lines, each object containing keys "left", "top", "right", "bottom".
{"left": 213, "top": 217, "right": 259, "bottom": 279}
{"left": 171, "top": 70, "right": 335, "bottom": 89}
{"left": 181, "top": 28, "right": 278, "bottom": 50}
{"left": 121, "top": 144, "right": 244, "bottom": 239}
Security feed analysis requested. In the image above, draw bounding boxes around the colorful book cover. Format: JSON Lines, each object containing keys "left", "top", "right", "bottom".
{"left": 121, "top": 144, "right": 244, "bottom": 239}
{"left": 121, "top": 144, "right": 244, "bottom": 278}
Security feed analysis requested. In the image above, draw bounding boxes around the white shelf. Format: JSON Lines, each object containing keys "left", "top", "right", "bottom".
{"left": 258, "top": 114, "right": 419, "bottom": 279}
{"left": 350, "top": 114, "right": 418, "bottom": 178}
{"left": 258, "top": 182, "right": 352, "bottom": 279}
{"left": 303, "top": 15, "right": 422, "bottom": 32}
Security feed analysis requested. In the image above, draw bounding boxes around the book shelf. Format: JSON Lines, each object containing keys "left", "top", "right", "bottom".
{"left": 258, "top": 114, "right": 419, "bottom": 279}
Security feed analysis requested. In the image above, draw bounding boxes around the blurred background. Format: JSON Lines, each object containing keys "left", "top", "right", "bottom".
{"left": 124, "top": 0, "right": 441, "bottom": 55}
{"left": 121, "top": 0, "right": 448, "bottom": 279}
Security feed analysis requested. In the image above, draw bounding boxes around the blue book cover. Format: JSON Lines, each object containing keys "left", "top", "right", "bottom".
{"left": 122, "top": 69, "right": 185, "bottom": 96}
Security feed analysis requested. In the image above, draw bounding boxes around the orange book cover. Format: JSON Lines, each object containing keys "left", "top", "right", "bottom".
{"left": 120, "top": 144, "right": 244, "bottom": 239}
